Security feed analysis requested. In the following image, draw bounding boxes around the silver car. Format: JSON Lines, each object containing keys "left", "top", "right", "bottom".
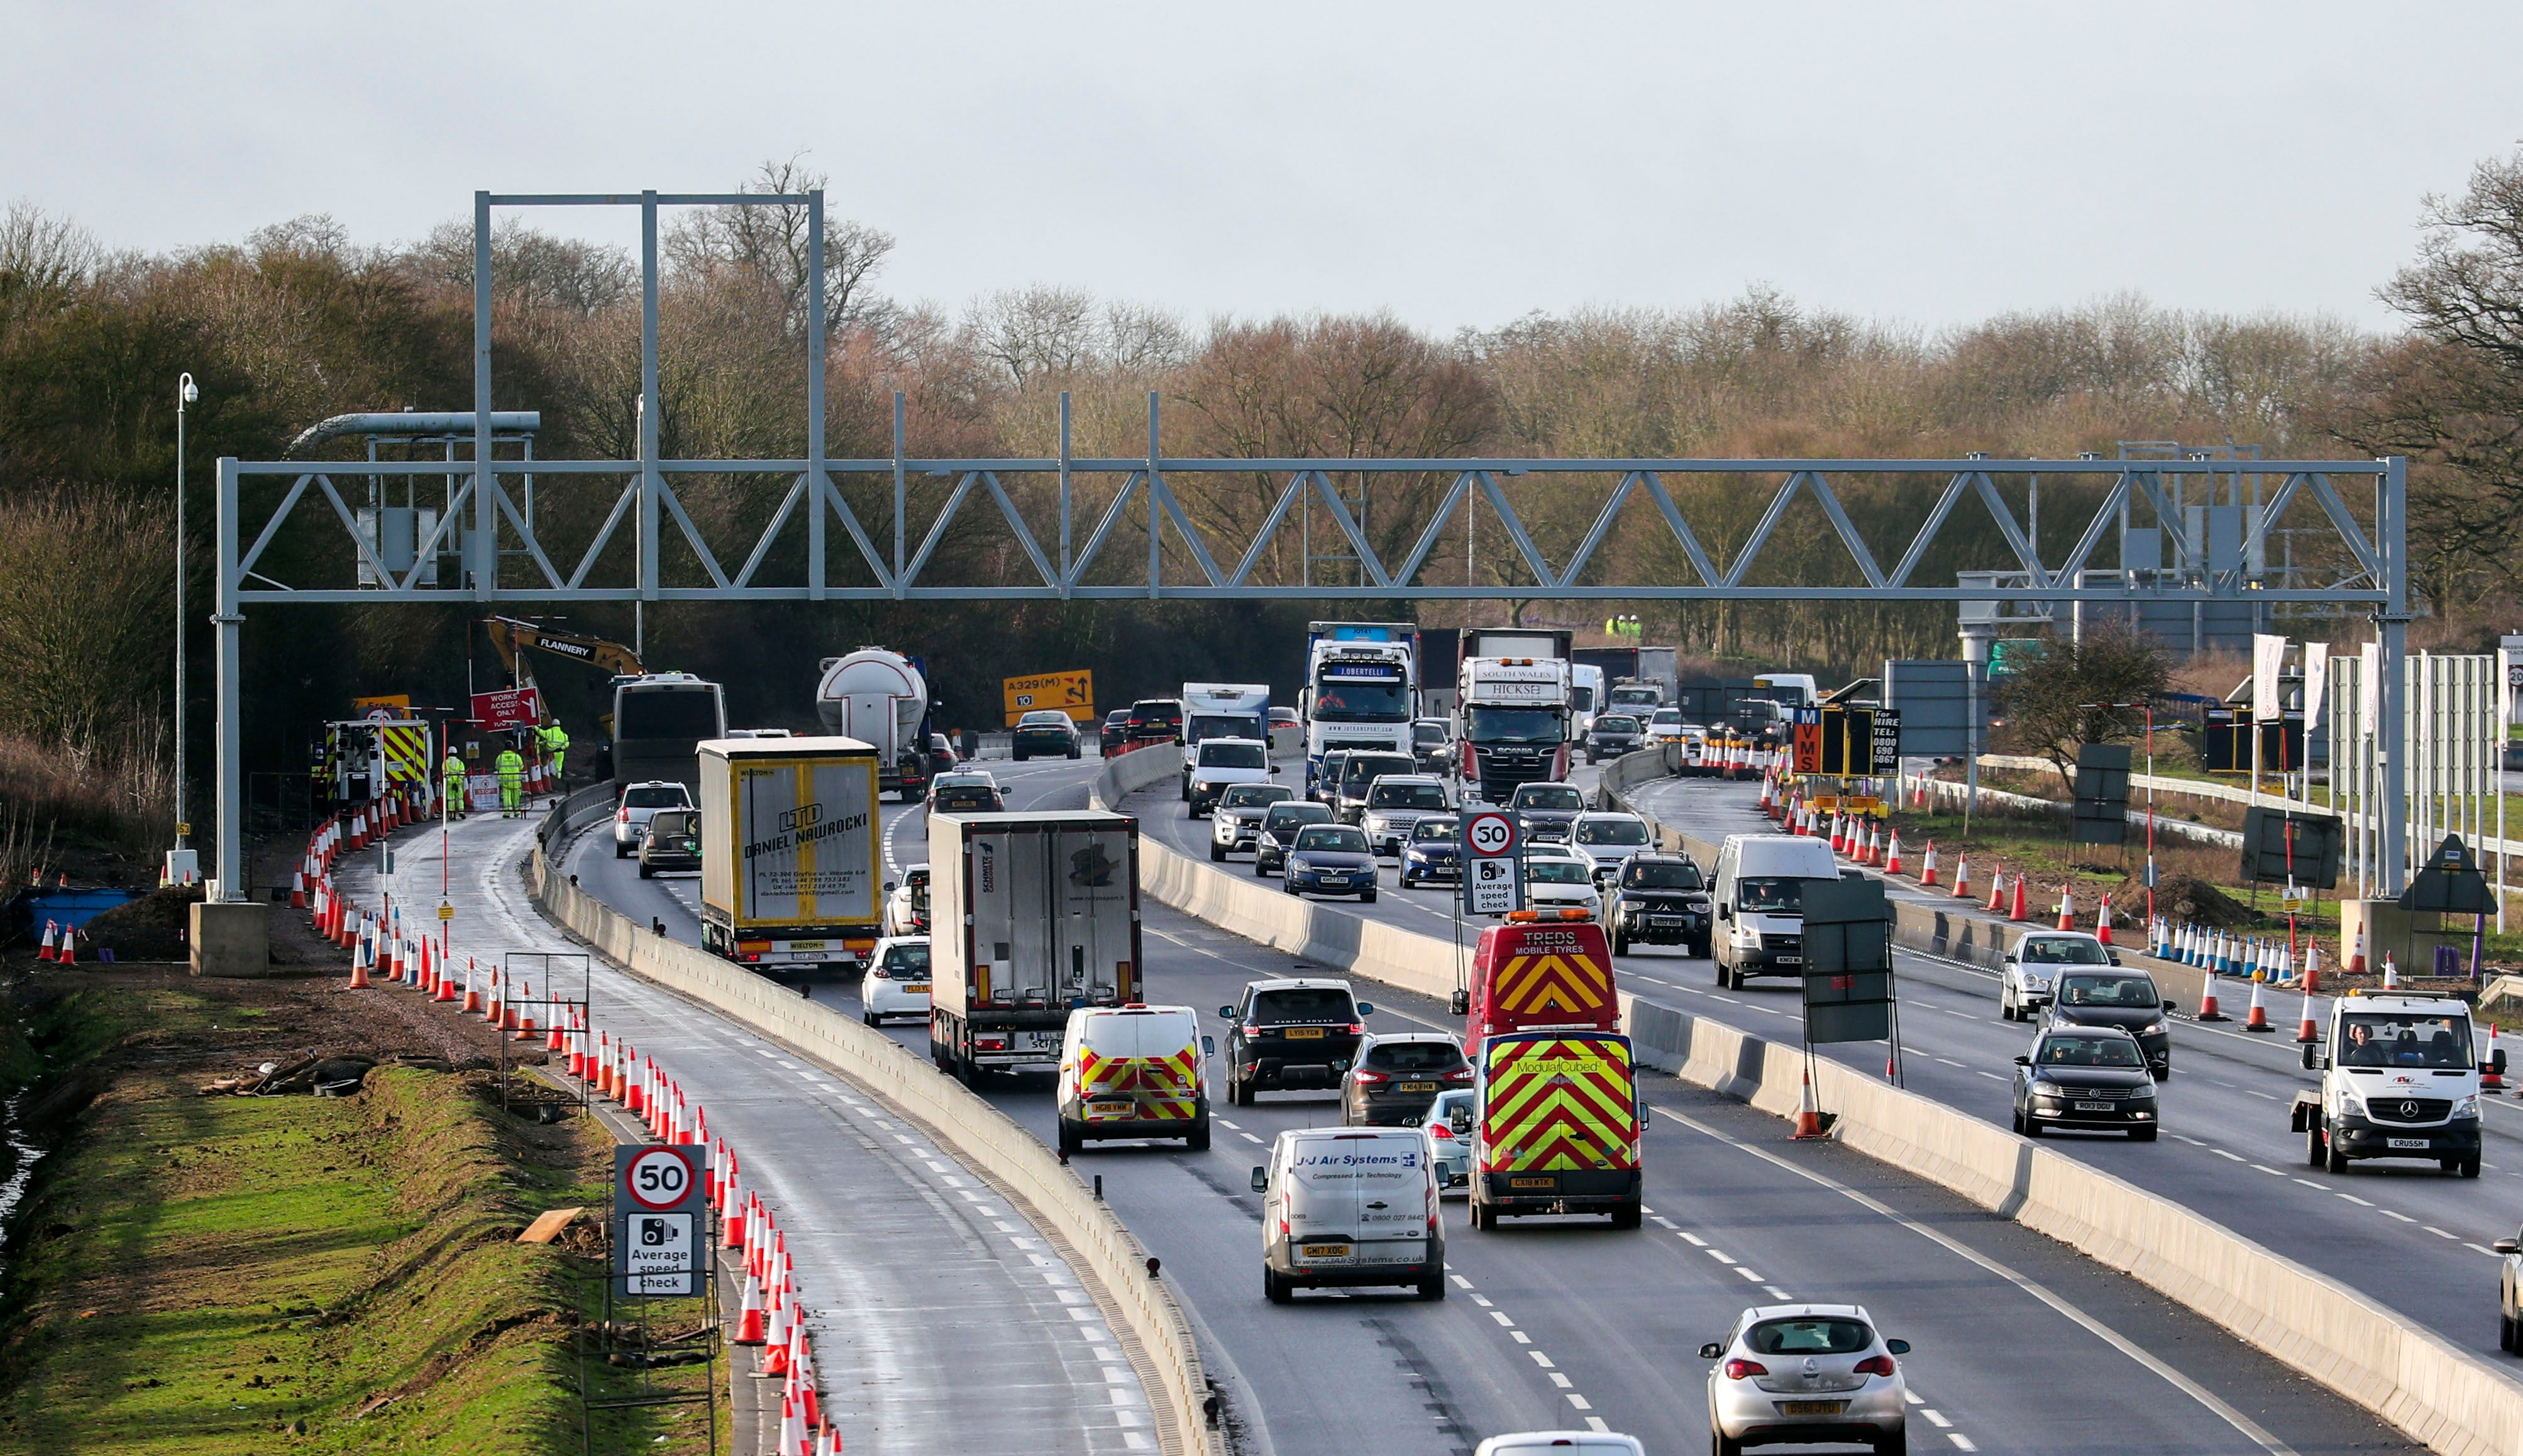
{"left": 1210, "top": 783, "right": 1296, "bottom": 861}
{"left": 1418, "top": 1088, "right": 1474, "bottom": 1194}
{"left": 1702, "top": 1304, "right": 1909, "bottom": 1455}
{"left": 1359, "top": 774, "right": 1452, "bottom": 856}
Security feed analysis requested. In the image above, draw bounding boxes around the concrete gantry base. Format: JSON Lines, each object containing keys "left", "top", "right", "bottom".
{"left": 189, "top": 900, "right": 272, "bottom": 978}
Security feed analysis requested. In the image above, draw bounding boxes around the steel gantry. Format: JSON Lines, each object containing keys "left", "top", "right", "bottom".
{"left": 207, "top": 189, "right": 2414, "bottom": 902}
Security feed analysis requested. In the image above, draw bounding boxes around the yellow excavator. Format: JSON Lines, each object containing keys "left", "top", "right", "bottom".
{"left": 482, "top": 617, "right": 645, "bottom": 734}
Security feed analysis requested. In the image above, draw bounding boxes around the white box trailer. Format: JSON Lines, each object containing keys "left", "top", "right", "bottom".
{"left": 696, "top": 736, "right": 883, "bottom": 977}
{"left": 928, "top": 810, "right": 1142, "bottom": 1083}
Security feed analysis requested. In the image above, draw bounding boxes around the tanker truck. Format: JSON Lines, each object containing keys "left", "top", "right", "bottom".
{"left": 815, "top": 648, "right": 936, "bottom": 802}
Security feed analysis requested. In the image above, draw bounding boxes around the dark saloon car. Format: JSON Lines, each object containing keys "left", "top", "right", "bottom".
{"left": 1398, "top": 815, "right": 1461, "bottom": 888}
{"left": 1010, "top": 709, "right": 1083, "bottom": 760}
{"left": 1584, "top": 714, "right": 1646, "bottom": 764}
{"left": 1342, "top": 1033, "right": 1474, "bottom": 1125}
{"left": 2044, "top": 970, "right": 2177, "bottom": 1079}
{"left": 1220, "top": 978, "right": 1374, "bottom": 1104}
{"left": 1610, "top": 853, "right": 1711, "bottom": 956}
{"left": 1254, "top": 801, "right": 1335, "bottom": 876}
{"left": 2013, "top": 1028, "right": 2161, "bottom": 1139}
{"left": 1508, "top": 781, "right": 1587, "bottom": 844}
{"left": 1099, "top": 708, "right": 1132, "bottom": 755}
{"left": 1283, "top": 824, "right": 1379, "bottom": 902}
{"left": 1411, "top": 718, "right": 1454, "bottom": 773}
{"left": 1125, "top": 697, "right": 1184, "bottom": 748}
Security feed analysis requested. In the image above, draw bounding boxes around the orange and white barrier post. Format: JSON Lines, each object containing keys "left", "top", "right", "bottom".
{"left": 36, "top": 920, "right": 56, "bottom": 962}
{"left": 2346, "top": 924, "right": 2368, "bottom": 976}
{"left": 1985, "top": 866, "right": 2006, "bottom": 914}
{"left": 1917, "top": 841, "right": 1938, "bottom": 886}
{"left": 2095, "top": 893, "right": 2113, "bottom": 945}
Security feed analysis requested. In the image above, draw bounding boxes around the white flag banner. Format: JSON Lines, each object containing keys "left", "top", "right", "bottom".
{"left": 2300, "top": 643, "right": 2329, "bottom": 735}
{"left": 2252, "top": 633, "right": 2288, "bottom": 723}
{"left": 2358, "top": 641, "right": 2380, "bottom": 736}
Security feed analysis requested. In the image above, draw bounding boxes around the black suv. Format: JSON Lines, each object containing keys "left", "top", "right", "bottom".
{"left": 1342, "top": 1032, "right": 1472, "bottom": 1125}
{"left": 1099, "top": 708, "right": 1132, "bottom": 755}
{"left": 1220, "top": 978, "right": 1376, "bottom": 1104}
{"left": 1508, "top": 781, "right": 1586, "bottom": 845}
{"left": 1125, "top": 697, "right": 1184, "bottom": 747}
{"left": 1254, "top": 800, "right": 1334, "bottom": 876}
{"left": 1410, "top": 718, "right": 1453, "bottom": 773}
{"left": 1610, "top": 853, "right": 1712, "bottom": 957}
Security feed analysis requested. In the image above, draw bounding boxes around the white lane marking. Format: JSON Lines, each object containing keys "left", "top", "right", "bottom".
{"left": 1656, "top": 1101, "right": 2305, "bottom": 1456}
{"left": 1214, "top": 1118, "right": 1239, "bottom": 1129}
{"left": 1586, "top": 1418, "right": 1611, "bottom": 1433}
{"left": 1450, "top": 1274, "right": 1475, "bottom": 1289}
{"left": 1948, "top": 1437, "right": 1978, "bottom": 1452}
{"left": 1904, "top": 1392, "right": 1924, "bottom": 1406}
{"left": 2246, "top": 1090, "right": 2278, "bottom": 1101}
{"left": 1549, "top": 1374, "right": 1572, "bottom": 1389}
{"left": 1762, "top": 1286, "right": 1792, "bottom": 1299}
{"left": 1469, "top": 1294, "right": 1494, "bottom": 1308}
{"left": 1649, "top": 1215, "right": 1678, "bottom": 1229}
{"left": 1239, "top": 1132, "right": 1264, "bottom": 1144}
{"left": 1975, "top": 1072, "right": 2006, "bottom": 1081}
{"left": 2172, "top": 1134, "right": 2206, "bottom": 1145}
{"left": 1510, "top": 1332, "right": 1531, "bottom": 1345}
{"left": 1564, "top": 1394, "right": 1593, "bottom": 1411}
{"left": 2380, "top": 1209, "right": 2417, "bottom": 1223}
{"left": 2292, "top": 1179, "right": 2325, "bottom": 1190}
{"left": 1679, "top": 1232, "right": 1708, "bottom": 1247}
{"left": 1489, "top": 1311, "right": 1516, "bottom": 1327}
{"left": 1735, "top": 1267, "right": 1764, "bottom": 1281}
{"left": 1703, "top": 1249, "right": 1733, "bottom": 1261}
{"left": 1529, "top": 1352, "right": 1555, "bottom": 1367}
{"left": 1933, "top": 1057, "right": 1966, "bottom": 1068}
{"left": 2211, "top": 1149, "right": 2244, "bottom": 1162}
{"left": 2338, "top": 1194, "right": 2375, "bottom": 1207}
{"left": 2426, "top": 1227, "right": 2459, "bottom": 1240}
{"left": 1921, "top": 1409, "right": 1952, "bottom": 1428}
{"left": 2250, "top": 1164, "right": 2285, "bottom": 1177}
{"left": 2469, "top": 1243, "right": 2502, "bottom": 1257}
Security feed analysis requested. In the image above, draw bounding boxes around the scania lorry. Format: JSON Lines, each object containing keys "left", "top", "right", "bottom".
{"left": 1456, "top": 655, "right": 1572, "bottom": 802}
{"left": 928, "top": 809, "right": 1142, "bottom": 1084}
{"left": 697, "top": 736, "right": 883, "bottom": 978}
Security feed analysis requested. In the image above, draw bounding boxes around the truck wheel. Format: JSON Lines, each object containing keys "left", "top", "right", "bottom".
{"left": 1057, "top": 1118, "right": 1084, "bottom": 1155}
{"left": 2326, "top": 1136, "right": 2349, "bottom": 1176}
{"left": 1264, "top": 1265, "right": 1291, "bottom": 1304}
{"left": 1186, "top": 1120, "right": 1211, "bottom": 1152}
{"left": 1610, "top": 1198, "right": 1643, "bottom": 1230}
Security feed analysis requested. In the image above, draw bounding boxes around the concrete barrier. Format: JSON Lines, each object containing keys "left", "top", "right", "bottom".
{"left": 527, "top": 848, "right": 1223, "bottom": 1456}
{"left": 1102, "top": 752, "right": 2523, "bottom": 1456}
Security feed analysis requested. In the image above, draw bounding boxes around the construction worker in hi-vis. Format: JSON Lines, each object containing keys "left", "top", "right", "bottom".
{"left": 538, "top": 720, "right": 570, "bottom": 784}
{"left": 441, "top": 752, "right": 467, "bottom": 820}
{"left": 495, "top": 741, "right": 526, "bottom": 818}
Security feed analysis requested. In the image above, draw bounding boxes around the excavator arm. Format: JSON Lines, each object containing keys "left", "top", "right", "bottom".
{"left": 483, "top": 617, "right": 644, "bottom": 681}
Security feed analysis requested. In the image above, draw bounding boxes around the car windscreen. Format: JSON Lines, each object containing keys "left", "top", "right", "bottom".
{"left": 1747, "top": 1319, "right": 1874, "bottom": 1356}
{"left": 1341, "top": 756, "right": 1416, "bottom": 789}
{"left": 1294, "top": 826, "right": 1370, "bottom": 854}
{"left": 1652, "top": 709, "right": 1682, "bottom": 724}
{"left": 2020, "top": 937, "right": 2110, "bottom": 964}
{"left": 1624, "top": 861, "right": 1704, "bottom": 890}
{"left": 1200, "top": 742, "right": 1268, "bottom": 769}
{"left": 1413, "top": 722, "right": 1449, "bottom": 745}
{"left": 1733, "top": 876, "right": 1804, "bottom": 912}
{"left": 2038, "top": 1035, "right": 2145, "bottom": 1067}
{"left": 1512, "top": 785, "right": 1585, "bottom": 812}
{"left": 1189, "top": 714, "right": 1258, "bottom": 743}
{"left": 1250, "top": 987, "right": 1355, "bottom": 1023}
{"left": 1466, "top": 706, "right": 1563, "bottom": 743}
{"left": 1594, "top": 716, "right": 1641, "bottom": 734}
{"left": 1311, "top": 675, "right": 1408, "bottom": 722}
{"left": 1264, "top": 803, "right": 1334, "bottom": 829}
{"left": 624, "top": 787, "right": 688, "bottom": 808}
{"left": 1019, "top": 712, "right": 1071, "bottom": 726}
{"left": 1411, "top": 818, "right": 1459, "bottom": 842}
{"left": 1221, "top": 785, "right": 1293, "bottom": 808}
{"left": 1366, "top": 1041, "right": 1466, "bottom": 1071}
{"left": 883, "top": 942, "right": 932, "bottom": 973}
{"left": 1370, "top": 783, "right": 1449, "bottom": 809}
{"left": 2055, "top": 974, "right": 2160, "bottom": 1009}
{"left": 1527, "top": 859, "right": 1593, "bottom": 884}
{"left": 1574, "top": 819, "right": 1650, "bottom": 846}
{"left": 2338, "top": 1012, "right": 2475, "bottom": 1068}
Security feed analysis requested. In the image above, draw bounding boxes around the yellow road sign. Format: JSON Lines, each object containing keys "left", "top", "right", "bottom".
{"left": 1003, "top": 670, "right": 1095, "bottom": 725}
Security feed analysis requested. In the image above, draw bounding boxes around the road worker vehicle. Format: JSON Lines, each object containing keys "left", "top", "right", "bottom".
{"left": 1468, "top": 1029, "right": 1644, "bottom": 1230}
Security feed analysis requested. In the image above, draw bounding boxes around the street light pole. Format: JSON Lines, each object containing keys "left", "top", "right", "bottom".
{"left": 174, "top": 373, "right": 197, "bottom": 858}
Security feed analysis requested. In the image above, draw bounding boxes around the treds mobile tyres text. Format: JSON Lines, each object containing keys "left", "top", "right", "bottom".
{"left": 696, "top": 736, "right": 883, "bottom": 976}
{"left": 930, "top": 810, "right": 1142, "bottom": 1083}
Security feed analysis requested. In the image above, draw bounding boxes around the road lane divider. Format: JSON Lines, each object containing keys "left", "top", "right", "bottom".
{"left": 524, "top": 841, "right": 1223, "bottom": 1456}
{"left": 1094, "top": 748, "right": 2523, "bottom": 1456}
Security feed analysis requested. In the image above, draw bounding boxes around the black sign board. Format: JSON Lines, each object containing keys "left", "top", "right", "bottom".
{"left": 2239, "top": 808, "right": 2344, "bottom": 890}
{"left": 2071, "top": 743, "right": 2132, "bottom": 847}
{"left": 1800, "top": 877, "right": 1895, "bottom": 1044}
{"left": 1816, "top": 707, "right": 1897, "bottom": 778}
{"left": 2202, "top": 712, "right": 2304, "bottom": 775}
{"left": 2399, "top": 834, "right": 2495, "bottom": 915}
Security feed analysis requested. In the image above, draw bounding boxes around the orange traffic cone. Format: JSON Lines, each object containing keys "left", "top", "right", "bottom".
{"left": 2008, "top": 874, "right": 2030, "bottom": 922}
{"left": 514, "top": 979, "right": 538, "bottom": 1040}
{"left": 1792, "top": 1069, "right": 1827, "bottom": 1139}
{"left": 290, "top": 868, "right": 307, "bottom": 909}
{"left": 2095, "top": 893, "right": 2114, "bottom": 945}
{"left": 2486, "top": 1025, "right": 2507, "bottom": 1092}
{"left": 1986, "top": 866, "right": 2006, "bottom": 914}
{"left": 1911, "top": 776, "right": 1927, "bottom": 809}
{"left": 1884, "top": 832, "right": 1904, "bottom": 877}
{"left": 2198, "top": 967, "right": 2227, "bottom": 1021}
{"left": 2383, "top": 952, "right": 2399, "bottom": 990}
{"left": 2346, "top": 924, "right": 2368, "bottom": 976}
{"left": 36, "top": 920, "right": 56, "bottom": 961}
{"left": 2055, "top": 886, "right": 2076, "bottom": 932}
{"left": 2297, "top": 987, "right": 2320, "bottom": 1043}
{"left": 735, "top": 1262, "right": 767, "bottom": 1343}
{"left": 57, "top": 925, "right": 76, "bottom": 966}
{"left": 461, "top": 957, "right": 483, "bottom": 1013}
{"left": 2243, "top": 976, "right": 2272, "bottom": 1032}
{"left": 434, "top": 946, "right": 458, "bottom": 1002}
{"left": 2301, "top": 942, "right": 2322, "bottom": 994}
{"left": 347, "top": 933, "right": 372, "bottom": 989}
{"left": 1917, "top": 841, "right": 1938, "bottom": 886}
{"left": 1948, "top": 851, "right": 1969, "bottom": 898}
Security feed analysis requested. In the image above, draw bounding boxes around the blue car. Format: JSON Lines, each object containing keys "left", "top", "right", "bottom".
{"left": 1283, "top": 824, "right": 1379, "bottom": 903}
{"left": 1398, "top": 815, "right": 1460, "bottom": 888}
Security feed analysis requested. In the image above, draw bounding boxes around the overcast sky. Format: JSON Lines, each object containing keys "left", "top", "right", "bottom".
{"left": 8, "top": 2, "right": 2519, "bottom": 336}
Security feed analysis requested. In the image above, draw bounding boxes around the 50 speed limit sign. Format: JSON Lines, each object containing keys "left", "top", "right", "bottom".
{"left": 1463, "top": 811, "right": 1517, "bottom": 858}
{"left": 620, "top": 1145, "right": 703, "bottom": 1213}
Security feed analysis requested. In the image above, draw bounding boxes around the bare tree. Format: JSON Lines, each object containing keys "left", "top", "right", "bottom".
{"left": 1994, "top": 624, "right": 2172, "bottom": 786}
{"left": 0, "top": 201, "right": 99, "bottom": 328}
{"left": 665, "top": 155, "right": 895, "bottom": 336}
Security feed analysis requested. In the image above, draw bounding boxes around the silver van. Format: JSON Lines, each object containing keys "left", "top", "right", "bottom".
{"left": 1252, "top": 1127, "right": 1444, "bottom": 1302}
{"left": 1711, "top": 834, "right": 1842, "bottom": 990}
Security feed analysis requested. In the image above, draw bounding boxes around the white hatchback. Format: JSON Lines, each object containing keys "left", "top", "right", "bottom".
{"left": 612, "top": 781, "right": 693, "bottom": 858}
{"left": 861, "top": 936, "right": 931, "bottom": 1026}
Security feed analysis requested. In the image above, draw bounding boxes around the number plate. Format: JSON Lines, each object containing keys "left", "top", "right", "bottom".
{"left": 1300, "top": 1243, "right": 1350, "bottom": 1260}
{"left": 903, "top": 983, "right": 930, "bottom": 994}
{"left": 1090, "top": 1101, "right": 1135, "bottom": 1118}
{"left": 790, "top": 941, "right": 825, "bottom": 951}
{"left": 1400, "top": 1081, "right": 1438, "bottom": 1093}
{"left": 2074, "top": 1101, "right": 2114, "bottom": 1112}
{"left": 1774, "top": 954, "right": 1803, "bottom": 964}
{"left": 1778, "top": 1401, "right": 1847, "bottom": 1416}
{"left": 2388, "top": 1137, "right": 2432, "bottom": 1150}
{"left": 1510, "top": 1176, "right": 1555, "bottom": 1189}
{"left": 1284, "top": 1027, "right": 1327, "bottom": 1040}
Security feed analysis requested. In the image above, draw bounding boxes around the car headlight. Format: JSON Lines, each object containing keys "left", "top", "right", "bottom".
{"left": 2137, "top": 1021, "right": 2166, "bottom": 1037}
{"left": 2454, "top": 1093, "right": 2482, "bottom": 1119}
{"left": 2335, "top": 1091, "right": 2366, "bottom": 1118}
{"left": 2030, "top": 1079, "right": 2074, "bottom": 1100}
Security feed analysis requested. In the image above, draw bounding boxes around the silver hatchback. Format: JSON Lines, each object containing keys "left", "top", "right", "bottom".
{"left": 1702, "top": 1304, "right": 1908, "bottom": 1455}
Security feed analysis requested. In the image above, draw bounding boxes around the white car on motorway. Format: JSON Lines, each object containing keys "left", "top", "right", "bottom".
{"left": 1186, "top": 737, "right": 1276, "bottom": 819}
{"left": 1702, "top": 1304, "right": 1909, "bottom": 1456}
{"left": 1474, "top": 1437, "right": 1644, "bottom": 1456}
{"left": 1521, "top": 847, "right": 1603, "bottom": 919}
{"left": 1999, "top": 929, "right": 2116, "bottom": 1021}
{"left": 1644, "top": 707, "right": 1686, "bottom": 744}
{"left": 1569, "top": 811, "right": 1655, "bottom": 886}
{"left": 861, "top": 936, "right": 932, "bottom": 1026}
{"left": 1420, "top": 1087, "right": 1474, "bottom": 1194}
{"left": 882, "top": 864, "right": 929, "bottom": 938}
{"left": 613, "top": 781, "right": 693, "bottom": 858}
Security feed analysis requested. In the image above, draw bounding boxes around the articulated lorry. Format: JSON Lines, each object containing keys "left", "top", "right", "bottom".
{"left": 696, "top": 736, "right": 883, "bottom": 978}
{"left": 1302, "top": 622, "right": 1419, "bottom": 793}
{"left": 928, "top": 810, "right": 1142, "bottom": 1084}
{"left": 1573, "top": 645, "right": 1678, "bottom": 709}
{"left": 1456, "top": 654, "right": 1573, "bottom": 802}
{"left": 814, "top": 647, "right": 934, "bottom": 802}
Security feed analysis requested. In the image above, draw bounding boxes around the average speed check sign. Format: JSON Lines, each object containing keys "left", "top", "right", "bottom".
{"left": 1461, "top": 811, "right": 1524, "bottom": 917}
{"left": 615, "top": 1144, "right": 707, "bottom": 1298}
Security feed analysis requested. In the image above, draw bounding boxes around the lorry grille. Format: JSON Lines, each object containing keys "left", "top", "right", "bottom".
{"left": 2366, "top": 1097, "right": 2453, "bottom": 1124}
{"left": 1474, "top": 749, "right": 1552, "bottom": 802}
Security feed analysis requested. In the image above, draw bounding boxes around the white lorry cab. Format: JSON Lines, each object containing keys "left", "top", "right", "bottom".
{"left": 1252, "top": 1126, "right": 1445, "bottom": 1302}
{"left": 1057, "top": 1004, "right": 1212, "bottom": 1154}
{"left": 2293, "top": 990, "right": 2487, "bottom": 1177}
{"left": 1711, "top": 834, "right": 1842, "bottom": 990}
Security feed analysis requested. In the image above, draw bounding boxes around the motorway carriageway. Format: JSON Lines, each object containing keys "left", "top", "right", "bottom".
{"left": 342, "top": 811, "right": 1159, "bottom": 1456}
{"left": 563, "top": 751, "right": 2413, "bottom": 1456}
